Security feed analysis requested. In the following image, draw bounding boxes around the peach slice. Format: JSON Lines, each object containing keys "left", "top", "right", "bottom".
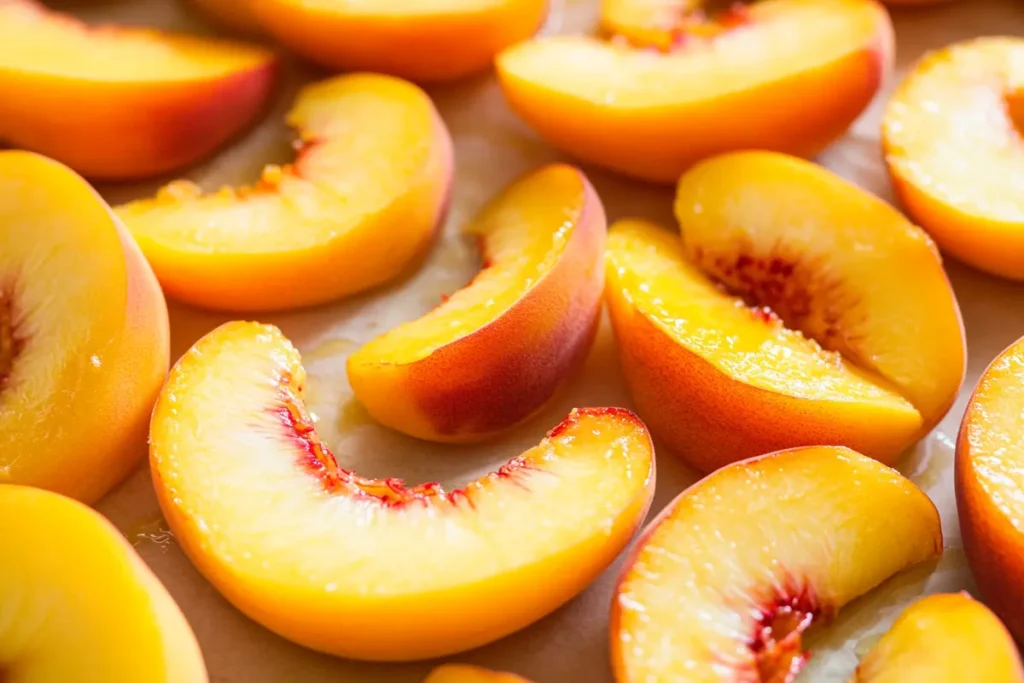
{"left": 611, "top": 445, "right": 942, "bottom": 683}
{"left": 253, "top": 0, "right": 548, "bottom": 83}
{"left": 496, "top": 0, "right": 893, "bottom": 183}
{"left": 851, "top": 593, "right": 1024, "bottom": 682}
{"left": 115, "top": 74, "right": 453, "bottom": 312}
{"left": 0, "top": 0, "right": 276, "bottom": 180}
{"left": 884, "top": 38, "right": 1024, "bottom": 280}
{"left": 347, "top": 165, "right": 605, "bottom": 442}
{"left": 150, "top": 321, "right": 655, "bottom": 661}
{"left": 0, "top": 151, "right": 169, "bottom": 504}
{"left": 0, "top": 485, "right": 208, "bottom": 683}
{"left": 192, "top": 0, "right": 263, "bottom": 35}
{"left": 426, "top": 664, "right": 532, "bottom": 682}
{"left": 600, "top": 0, "right": 744, "bottom": 50}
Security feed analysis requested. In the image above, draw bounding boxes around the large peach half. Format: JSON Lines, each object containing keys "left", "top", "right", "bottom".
{"left": 347, "top": 164, "right": 605, "bottom": 443}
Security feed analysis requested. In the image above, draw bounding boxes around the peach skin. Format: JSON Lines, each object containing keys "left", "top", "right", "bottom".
{"left": 116, "top": 74, "right": 453, "bottom": 312}
{"left": 884, "top": 38, "right": 1024, "bottom": 280}
{"left": 253, "top": 0, "right": 548, "bottom": 83}
{"left": 497, "top": 0, "right": 893, "bottom": 183}
{"left": 612, "top": 445, "right": 942, "bottom": 683}
{"left": 0, "top": 0, "right": 276, "bottom": 180}
{"left": 426, "top": 664, "right": 532, "bottom": 682}
{"left": 605, "top": 152, "right": 965, "bottom": 473}
{"left": 192, "top": 0, "right": 263, "bottom": 35}
{"left": 0, "top": 485, "right": 208, "bottom": 683}
{"left": 347, "top": 165, "right": 605, "bottom": 443}
{"left": 851, "top": 593, "right": 1024, "bottom": 683}
{"left": 0, "top": 151, "right": 169, "bottom": 504}
{"left": 150, "top": 321, "right": 656, "bottom": 661}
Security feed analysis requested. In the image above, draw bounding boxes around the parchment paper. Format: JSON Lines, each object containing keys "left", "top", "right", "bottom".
{"left": 58, "top": 0, "right": 1024, "bottom": 679}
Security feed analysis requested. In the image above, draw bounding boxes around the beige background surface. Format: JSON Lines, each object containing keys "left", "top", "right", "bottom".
{"left": 54, "top": 0, "right": 1024, "bottom": 679}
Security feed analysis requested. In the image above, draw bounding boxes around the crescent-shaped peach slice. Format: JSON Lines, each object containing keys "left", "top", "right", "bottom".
{"left": 347, "top": 164, "right": 606, "bottom": 443}
{"left": 426, "top": 664, "right": 533, "bottom": 682}
{"left": 150, "top": 321, "right": 655, "bottom": 661}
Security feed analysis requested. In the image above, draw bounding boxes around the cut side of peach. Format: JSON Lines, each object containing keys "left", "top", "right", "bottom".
{"left": 497, "top": 0, "right": 892, "bottom": 183}
{"left": 884, "top": 38, "right": 1024, "bottom": 280}
{"left": 425, "top": 664, "right": 532, "bottom": 682}
{"left": 150, "top": 322, "right": 655, "bottom": 661}
{"left": 116, "top": 74, "right": 453, "bottom": 312}
{"left": 612, "top": 445, "right": 942, "bottom": 683}
{"left": 0, "top": 0, "right": 276, "bottom": 180}
{"left": 600, "top": 0, "right": 702, "bottom": 49}
{"left": 852, "top": 593, "right": 1024, "bottom": 682}
{"left": 0, "top": 151, "right": 169, "bottom": 504}
{"left": 0, "top": 485, "right": 207, "bottom": 682}
{"left": 347, "top": 164, "right": 605, "bottom": 442}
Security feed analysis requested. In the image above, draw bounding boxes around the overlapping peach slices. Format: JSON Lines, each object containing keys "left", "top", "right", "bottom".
{"left": 497, "top": 0, "right": 893, "bottom": 182}
{"left": 606, "top": 151, "right": 965, "bottom": 472}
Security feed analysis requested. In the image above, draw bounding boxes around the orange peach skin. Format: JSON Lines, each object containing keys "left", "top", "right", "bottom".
{"left": 254, "top": 0, "right": 548, "bottom": 83}
{"left": 426, "top": 665, "right": 532, "bottom": 682}
{"left": 0, "top": 0, "right": 276, "bottom": 180}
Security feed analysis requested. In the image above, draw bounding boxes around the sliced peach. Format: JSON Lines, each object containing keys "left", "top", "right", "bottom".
{"left": 115, "top": 74, "right": 453, "bottom": 312}
{"left": 347, "top": 165, "right": 605, "bottom": 442}
{"left": 496, "top": 0, "right": 893, "bottom": 183}
{"left": 611, "top": 445, "right": 942, "bottom": 682}
{"left": 191, "top": 0, "right": 263, "bottom": 35}
{"left": 851, "top": 593, "right": 1024, "bottom": 682}
{"left": 0, "top": 0, "right": 276, "bottom": 180}
{"left": 0, "top": 151, "right": 169, "bottom": 504}
{"left": 0, "top": 485, "right": 207, "bottom": 682}
{"left": 150, "top": 321, "right": 655, "bottom": 661}
{"left": 253, "top": 0, "right": 548, "bottom": 83}
{"left": 884, "top": 38, "right": 1024, "bottom": 280}
{"left": 426, "top": 664, "right": 532, "bottom": 682}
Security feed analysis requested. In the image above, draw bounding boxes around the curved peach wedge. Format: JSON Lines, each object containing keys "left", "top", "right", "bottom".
{"left": 497, "top": 0, "right": 893, "bottom": 183}
{"left": 0, "top": 151, "right": 169, "bottom": 504}
{"left": 348, "top": 165, "right": 605, "bottom": 442}
{"left": 0, "top": 0, "right": 276, "bottom": 180}
{"left": 851, "top": 593, "right": 1024, "bottom": 683}
{"left": 116, "top": 74, "right": 453, "bottom": 312}
{"left": 151, "top": 321, "right": 655, "bottom": 661}
{"left": 612, "top": 445, "right": 942, "bottom": 683}
{"left": 426, "top": 664, "right": 532, "bottom": 682}
{"left": 0, "top": 485, "right": 207, "bottom": 683}
{"left": 884, "top": 38, "right": 1024, "bottom": 280}
{"left": 254, "top": 0, "right": 548, "bottom": 83}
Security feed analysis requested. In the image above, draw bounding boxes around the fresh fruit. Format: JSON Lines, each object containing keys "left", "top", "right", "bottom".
{"left": 0, "top": 0, "right": 276, "bottom": 180}
{"left": 851, "top": 593, "right": 1024, "bottom": 682}
{"left": 347, "top": 164, "right": 605, "bottom": 442}
{"left": 254, "top": 0, "right": 548, "bottom": 82}
{"left": 0, "top": 151, "right": 169, "bottom": 504}
{"left": 884, "top": 38, "right": 1024, "bottom": 279}
{"left": 116, "top": 74, "right": 453, "bottom": 312}
{"left": 496, "top": 0, "right": 893, "bottom": 183}
{"left": 611, "top": 445, "right": 942, "bottom": 682}
{"left": 192, "top": 0, "right": 263, "bottom": 34}
{"left": 426, "top": 664, "right": 532, "bottom": 682}
{"left": 150, "top": 321, "right": 656, "bottom": 661}
{"left": 0, "top": 485, "right": 208, "bottom": 682}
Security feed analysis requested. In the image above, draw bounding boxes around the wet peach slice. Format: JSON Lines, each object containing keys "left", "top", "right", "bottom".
{"left": 0, "top": 485, "right": 208, "bottom": 683}
{"left": 600, "top": 0, "right": 747, "bottom": 50}
{"left": 852, "top": 593, "right": 1024, "bottom": 682}
{"left": 426, "top": 664, "right": 533, "bottom": 682}
{"left": 497, "top": 0, "right": 892, "bottom": 183}
{"left": 612, "top": 445, "right": 942, "bottom": 683}
{"left": 0, "top": 0, "right": 276, "bottom": 180}
{"left": 150, "top": 321, "right": 655, "bottom": 661}
{"left": 254, "top": 0, "right": 548, "bottom": 82}
{"left": 884, "top": 38, "right": 1024, "bottom": 280}
{"left": 191, "top": 0, "right": 263, "bottom": 34}
{"left": 347, "top": 165, "right": 605, "bottom": 443}
{"left": 0, "top": 151, "right": 169, "bottom": 504}
{"left": 116, "top": 74, "right": 453, "bottom": 312}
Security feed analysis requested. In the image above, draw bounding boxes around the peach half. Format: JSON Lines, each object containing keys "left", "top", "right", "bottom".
{"left": 612, "top": 445, "right": 942, "bottom": 682}
{"left": 347, "top": 165, "right": 605, "bottom": 443}
{"left": 254, "top": 0, "right": 548, "bottom": 83}
{"left": 605, "top": 152, "right": 965, "bottom": 473}
{"left": 0, "top": 151, "right": 169, "bottom": 504}
{"left": 0, "top": 485, "right": 207, "bottom": 683}
{"left": 0, "top": 0, "right": 276, "bottom": 180}
{"left": 496, "top": 0, "right": 893, "bottom": 183}
{"left": 884, "top": 38, "right": 1024, "bottom": 280}
{"left": 426, "top": 665, "right": 532, "bottom": 683}
{"left": 116, "top": 74, "right": 453, "bottom": 312}
{"left": 852, "top": 593, "right": 1024, "bottom": 682}
{"left": 150, "top": 321, "right": 655, "bottom": 661}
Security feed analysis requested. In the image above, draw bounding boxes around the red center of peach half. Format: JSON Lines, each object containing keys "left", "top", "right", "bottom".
{"left": 611, "top": 445, "right": 942, "bottom": 683}
{"left": 149, "top": 321, "right": 655, "bottom": 661}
